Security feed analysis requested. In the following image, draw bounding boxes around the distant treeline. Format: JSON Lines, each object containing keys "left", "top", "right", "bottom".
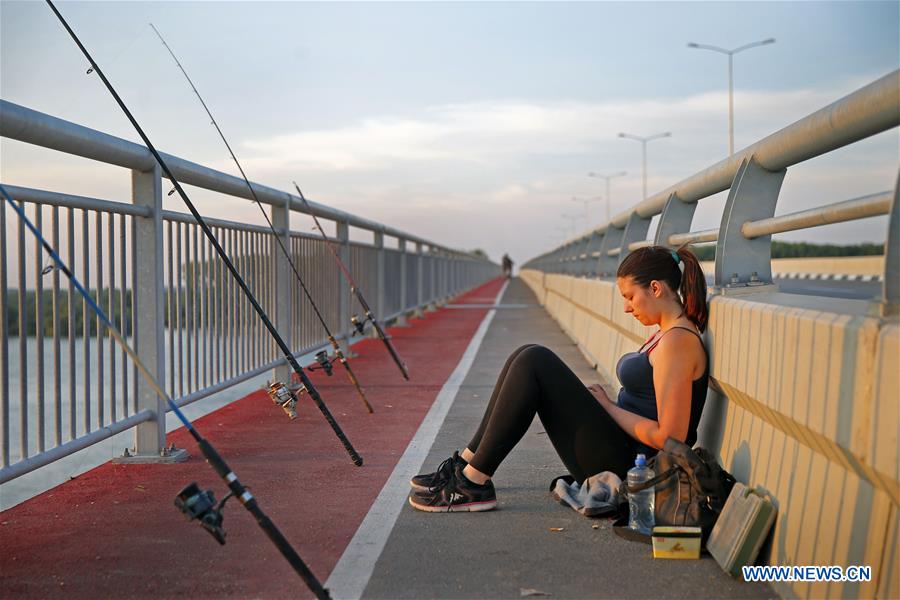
{"left": 4, "top": 286, "right": 227, "bottom": 337}
{"left": 4, "top": 289, "right": 135, "bottom": 337}
{"left": 4, "top": 259, "right": 243, "bottom": 337}
{"left": 689, "top": 241, "right": 885, "bottom": 261}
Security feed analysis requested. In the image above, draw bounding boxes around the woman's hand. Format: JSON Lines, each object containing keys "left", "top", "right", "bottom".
{"left": 587, "top": 383, "right": 612, "bottom": 408}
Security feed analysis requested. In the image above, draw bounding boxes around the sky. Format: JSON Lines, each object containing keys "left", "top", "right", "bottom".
{"left": 1, "top": 1, "right": 898, "bottom": 265}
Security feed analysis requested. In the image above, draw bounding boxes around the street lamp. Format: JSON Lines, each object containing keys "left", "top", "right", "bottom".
{"left": 571, "top": 196, "right": 604, "bottom": 228}
{"left": 617, "top": 132, "right": 671, "bottom": 200}
{"left": 687, "top": 38, "right": 776, "bottom": 156}
{"left": 587, "top": 171, "right": 627, "bottom": 222}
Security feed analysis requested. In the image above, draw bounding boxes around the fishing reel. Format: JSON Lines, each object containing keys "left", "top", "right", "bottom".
{"left": 308, "top": 349, "right": 334, "bottom": 376}
{"left": 350, "top": 314, "right": 369, "bottom": 336}
{"left": 267, "top": 381, "right": 304, "bottom": 420}
{"left": 174, "top": 482, "right": 233, "bottom": 545}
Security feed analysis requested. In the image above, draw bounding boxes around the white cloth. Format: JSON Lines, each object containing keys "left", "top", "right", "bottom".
{"left": 551, "top": 471, "right": 623, "bottom": 517}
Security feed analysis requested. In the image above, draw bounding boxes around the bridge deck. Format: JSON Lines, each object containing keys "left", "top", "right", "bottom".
{"left": 0, "top": 278, "right": 772, "bottom": 599}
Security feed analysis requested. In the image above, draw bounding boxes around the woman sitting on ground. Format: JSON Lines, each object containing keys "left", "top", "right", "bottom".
{"left": 408, "top": 245, "right": 709, "bottom": 512}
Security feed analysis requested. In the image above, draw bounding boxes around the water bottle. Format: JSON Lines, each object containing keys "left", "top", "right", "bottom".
{"left": 627, "top": 453, "right": 655, "bottom": 535}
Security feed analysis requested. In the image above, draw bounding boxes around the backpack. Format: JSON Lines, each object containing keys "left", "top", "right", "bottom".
{"left": 615, "top": 438, "right": 736, "bottom": 547}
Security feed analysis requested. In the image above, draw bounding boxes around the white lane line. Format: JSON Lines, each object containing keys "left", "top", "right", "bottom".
{"left": 325, "top": 279, "right": 509, "bottom": 600}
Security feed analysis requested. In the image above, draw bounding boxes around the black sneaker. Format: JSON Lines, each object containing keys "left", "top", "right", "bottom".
{"left": 408, "top": 462, "right": 497, "bottom": 513}
{"left": 410, "top": 452, "right": 467, "bottom": 493}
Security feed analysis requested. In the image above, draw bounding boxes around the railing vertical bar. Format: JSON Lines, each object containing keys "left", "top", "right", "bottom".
{"left": 35, "top": 205, "right": 46, "bottom": 452}
{"left": 166, "top": 219, "right": 174, "bottom": 399}
{"left": 247, "top": 230, "right": 254, "bottom": 367}
{"left": 253, "top": 231, "right": 260, "bottom": 365}
{"left": 240, "top": 228, "right": 247, "bottom": 373}
{"left": 119, "top": 213, "right": 127, "bottom": 418}
{"left": 210, "top": 226, "right": 216, "bottom": 383}
{"left": 107, "top": 209, "right": 116, "bottom": 424}
{"left": 82, "top": 210, "right": 90, "bottom": 433}
{"left": 221, "top": 226, "right": 229, "bottom": 379}
{"left": 130, "top": 216, "right": 138, "bottom": 414}
{"left": 214, "top": 226, "right": 222, "bottom": 383}
{"left": 17, "top": 201, "right": 28, "bottom": 459}
{"left": 201, "top": 228, "right": 209, "bottom": 389}
{"left": 95, "top": 211, "right": 104, "bottom": 430}
{"left": 261, "top": 230, "right": 266, "bottom": 364}
{"left": 52, "top": 206, "right": 62, "bottom": 447}
{"left": 228, "top": 227, "right": 235, "bottom": 379}
{"left": 0, "top": 199, "right": 8, "bottom": 466}
{"left": 188, "top": 222, "right": 196, "bottom": 393}
{"left": 221, "top": 226, "right": 227, "bottom": 378}
{"left": 176, "top": 220, "right": 184, "bottom": 398}
{"left": 268, "top": 233, "right": 275, "bottom": 362}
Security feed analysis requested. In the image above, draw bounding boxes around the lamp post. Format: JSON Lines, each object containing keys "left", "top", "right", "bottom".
{"left": 617, "top": 132, "right": 671, "bottom": 200}
{"left": 587, "top": 171, "right": 627, "bottom": 222}
{"left": 687, "top": 38, "right": 775, "bottom": 155}
{"left": 571, "top": 196, "right": 604, "bottom": 228}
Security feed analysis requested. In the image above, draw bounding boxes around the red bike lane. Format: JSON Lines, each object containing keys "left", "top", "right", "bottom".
{"left": 0, "top": 278, "right": 506, "bottom": 598}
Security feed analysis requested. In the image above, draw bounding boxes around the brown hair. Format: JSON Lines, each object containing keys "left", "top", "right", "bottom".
{"left": 616, "top": 245, "right": 708, "bottom": 333}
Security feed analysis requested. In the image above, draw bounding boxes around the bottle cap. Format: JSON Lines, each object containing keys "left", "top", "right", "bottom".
{"left": 635, "top": 453, "right": 646, "bottom": 467}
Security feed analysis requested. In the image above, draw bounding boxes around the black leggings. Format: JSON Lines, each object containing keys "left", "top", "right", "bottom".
{"left": 467, "top": 345, "right": 642, "bottom": 482}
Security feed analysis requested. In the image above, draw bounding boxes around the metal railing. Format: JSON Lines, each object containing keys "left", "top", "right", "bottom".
{"left": 524, "top": 70, "right": 899, "bottom": 312}
{"left": 0, "top": 100, "right": 500, "bottom": 483}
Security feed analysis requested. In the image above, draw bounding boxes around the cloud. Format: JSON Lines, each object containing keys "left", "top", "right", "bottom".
{"left": 240, "top": 84, "right": 857, "bottom": 174}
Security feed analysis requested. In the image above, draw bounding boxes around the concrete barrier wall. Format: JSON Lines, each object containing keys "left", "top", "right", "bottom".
{"left": 520, "top": 269, "right": 898, "bottom": 599}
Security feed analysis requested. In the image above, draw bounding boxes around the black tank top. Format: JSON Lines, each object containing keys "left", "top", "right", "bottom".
{"left": 615, "top": 326, "right": 709, "bottom": 447}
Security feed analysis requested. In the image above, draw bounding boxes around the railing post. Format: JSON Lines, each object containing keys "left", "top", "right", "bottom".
{"left": 436, "top": 249, "right": 443, "bottom": 303}
{"left": 426, "top": 246, "right": 437, "bottom": 312}
{"left": 272, "top": 199, "right": 293, "bottom": 383}
{"left": 415, "top": 242, "right": 425, "bottom": 318}
{"left": 580, "top": 231, "right": 603, "bottom": 276}
{"left": 596, "top": 226, "right": 624, "bottom": 276}
{"left": 336, "top": 220, "right": 352, "bottom": 355}
{"left": 617, "top": 212, "right": 653, "bottom": 265}
{"left": 373, "top": 228, "right": 385, "bottom": 335}
{"left": 715, "top": 156, "right": 785, "bottom": 294}
{"left": 397, "top": 238, "right": 409, "bottom": 325}
{"left": 883, "top": 170, "right": 899, "bottom": 316}
{"left": 655, "top": 192, "right": 696, "bottom": 248}
{"left": 124, "top": 164, "right": 185, "bottom": 463}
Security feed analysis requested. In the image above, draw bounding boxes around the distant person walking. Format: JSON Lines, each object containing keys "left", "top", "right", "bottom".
{"left": 502, "top": 254, "right": 513, "bottom": 279}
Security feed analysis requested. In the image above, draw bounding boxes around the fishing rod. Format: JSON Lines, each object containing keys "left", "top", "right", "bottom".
{"left": 149, "top": 23, "right": 373, "bottom": 414}
{"left": 0, "top": 184, "right": 330, "bottom": 599}
{"left": 45, "top": 0, "right": 362, "bottom": 466}
{"left": 292, "top": 183, "right": 410, "bottom": 381}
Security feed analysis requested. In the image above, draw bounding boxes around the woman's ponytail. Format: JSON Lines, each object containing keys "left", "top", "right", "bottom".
{"left": 675, "top": 246, "right": 708, "bottom": 333}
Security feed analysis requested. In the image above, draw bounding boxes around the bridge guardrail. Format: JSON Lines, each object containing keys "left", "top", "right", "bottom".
{"left": 0, "top": 101, "right": 500, "bottom": 484}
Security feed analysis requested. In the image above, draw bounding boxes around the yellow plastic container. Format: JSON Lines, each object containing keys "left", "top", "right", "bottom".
{"left": 651, "top": 526, "right": 701, "bottom": 559}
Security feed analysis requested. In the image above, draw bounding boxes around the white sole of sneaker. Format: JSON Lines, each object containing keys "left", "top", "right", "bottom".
{"left": 408, "top": 496, "right": 497, "bottom": 513}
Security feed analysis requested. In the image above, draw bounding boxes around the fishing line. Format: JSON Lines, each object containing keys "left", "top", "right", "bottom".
{"left": 85, "top": 23, "right": 151, "bottom": 74}
{"left": 149, "top": 23, "right": 373, "bottom": 414}
{"left": 293, "top": 183, "right": 410, "bottom": 380}
{"left": 45, "top": 0, "right": 362, "bottom": 466}
{"left": 0, "top": 183, "right": 330, "bottom": 599}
